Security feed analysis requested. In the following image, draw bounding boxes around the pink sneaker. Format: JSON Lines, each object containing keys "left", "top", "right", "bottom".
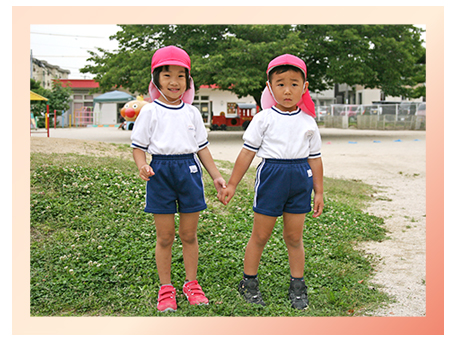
{"left": 183, "top": 280, "right": 209, "bottom": 305}
{"left": 157, "top": 285, "right": 177, "bottom": 312}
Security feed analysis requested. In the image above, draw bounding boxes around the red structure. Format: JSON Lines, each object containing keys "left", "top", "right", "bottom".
{"left": 57, "top": 79, "right": 99, "bottom": 89}
{"left": 211, "top": 103, "right": 258, "bottom": 130}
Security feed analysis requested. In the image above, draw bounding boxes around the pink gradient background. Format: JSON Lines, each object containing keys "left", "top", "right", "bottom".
{"left": 13, "top": 6, "right": 444, "bottom": 335}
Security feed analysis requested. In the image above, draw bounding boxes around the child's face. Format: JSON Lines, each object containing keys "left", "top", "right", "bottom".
{"left": 268, "top": 69, "right": 308, "bottom": 112}
{"left": 157, "top": 65, "right": 188, "bottom": 104}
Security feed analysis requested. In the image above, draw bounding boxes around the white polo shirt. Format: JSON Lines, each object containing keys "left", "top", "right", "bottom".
{"left": 243, "top": 107, "right": 322, "bottom": 159}
{"left": 131, "top": 100, "right": 209, "bottom": 155}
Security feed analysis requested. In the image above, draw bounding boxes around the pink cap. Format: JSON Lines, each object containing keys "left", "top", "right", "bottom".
{"left": 151, "top": 45, "right": 191, "bottom": 72}
{"left": 261, "top": 54, "right": 316, "bottom": 117}
{"left": 149, "top": 46, "right": 195, "bottom": 104}
{"left": 266, "top": 54, "right": 307, "bottom": 78}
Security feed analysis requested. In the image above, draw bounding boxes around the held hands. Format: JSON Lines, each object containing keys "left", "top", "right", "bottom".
{"left": 213, "top": 177, "right": 227, "bottom": 194}
{"left": 139, "top": 164, "right": 155, "bottom": 181}
{"left": 217, "top": 184, "right": 236, "bottom": 206}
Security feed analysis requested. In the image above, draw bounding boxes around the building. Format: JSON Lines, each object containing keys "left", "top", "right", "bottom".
{"left": 57, "top": 79, "right": 135, "bottom": 126}
{"left": 57, "top": 79, "right": 260, "bottom": 128}
{"left": 32, "top": 55, "right": 424, "bottom": 126}
{"left": 335, "top": 83, "right": 424, "bottom": 105}
{"left": 55, "top": 77, "right": 425, "bottom": 128}
{"left": 194, "top": 85, "right": 257, "bottom": 126}
{"left": 31, "top": 55, "right": 70, "bottom": 90}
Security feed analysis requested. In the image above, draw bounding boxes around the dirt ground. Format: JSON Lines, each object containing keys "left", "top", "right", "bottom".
{"left": 30, "top": 126, "right": 426, "bottom": 316}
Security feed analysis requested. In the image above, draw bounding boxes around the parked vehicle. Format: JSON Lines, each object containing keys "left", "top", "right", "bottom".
{"left": 371, "top": 101, "right": 401, "bottom": 115}
{"left": 339, "top": 105, "right": 364, "bottom": 117}
{"left": 316, "top": 106, "right": 329, "bottom": 120}
{"left": 399, "top": 102, "right": 418, "bottom": 115}
{"left": 368, "top": 106, "right": 383, "bottom": 115}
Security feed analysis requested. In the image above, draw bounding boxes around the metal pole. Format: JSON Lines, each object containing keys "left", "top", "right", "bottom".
{"left": 46, "top": 104, "right": 49, "bottom": 137}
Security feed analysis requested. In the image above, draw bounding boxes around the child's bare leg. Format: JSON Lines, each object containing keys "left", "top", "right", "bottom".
{"left": 178, "top": 212, "right": 200, "bottom": 281}
{"left": 282, "top": 212, "right": 306, "bottom": 278}
{"left": 243, "top": 212, "right": 277, "bottom": 275}
{"left": 153, "top": 214, "right": 176, "bottom": 285}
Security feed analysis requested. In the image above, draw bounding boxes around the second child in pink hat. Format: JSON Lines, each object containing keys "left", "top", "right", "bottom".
{"left": 131, "top": 45, "right": 227, "bottom": 312}
{"left": 218, "top": 53, "right": 324, "bottom": 310}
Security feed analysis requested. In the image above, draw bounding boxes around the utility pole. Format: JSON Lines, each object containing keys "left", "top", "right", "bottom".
{"left": 30, "top": 49, "right": 33, "bottom": 79}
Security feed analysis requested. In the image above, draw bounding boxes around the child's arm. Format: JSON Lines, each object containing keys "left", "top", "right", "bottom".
{"left": 133, "top": 148, "right": 155, "bottom": 181}
{"left": 218, "top": 148, "right": 256, "bottom": 205}
{"left": 308, "top": 157, "right": 324, "bottom": 218}
{"left": 196, "top": 146, "right": 227, "bottom": 193}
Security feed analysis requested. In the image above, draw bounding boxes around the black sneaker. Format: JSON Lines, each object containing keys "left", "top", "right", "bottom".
{"left": 289, "top": 279, "right": 309, "bottom": 310}
{"left": 238, "top": 277, "right": 266, "bottom": 306}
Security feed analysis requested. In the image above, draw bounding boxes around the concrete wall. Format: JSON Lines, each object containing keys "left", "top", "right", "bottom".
{"left": 94, "top": 102, "right": 118, "bottom": 125}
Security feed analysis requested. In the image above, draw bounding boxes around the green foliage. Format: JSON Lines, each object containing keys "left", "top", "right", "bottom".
{"left": 296, "top": 25, "right": 426, "bottom": 98}
{"left": 49, "top": 80, "right": 73, "bottom": 113}
{"left": 30, "top": 78, "right": 73, "bottom": 117}
{"left": 30, "top": 79, "right": 52, "bottom": 117}
{"left": 80, "top": 24, "right": 426, "bottom": 103}
{"left": 83, "top": 48, "right": 152, "bottom": 95}
{"left": 30, "top": 152, "right": 391, "bottom": 316}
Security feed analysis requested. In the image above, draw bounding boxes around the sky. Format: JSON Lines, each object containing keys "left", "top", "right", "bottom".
{"left": 30, "top": 24, "right": 122, "bottom": 79}
{"left": 30, "top": 24, "right": 426, "bottom": 80}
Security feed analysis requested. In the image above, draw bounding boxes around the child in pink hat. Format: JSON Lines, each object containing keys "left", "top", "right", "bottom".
{"left": 218, "top": 54, "right": 324, "bottom": 310}
{"left": 131, "top": 46, "right": 227, "bottom": 312}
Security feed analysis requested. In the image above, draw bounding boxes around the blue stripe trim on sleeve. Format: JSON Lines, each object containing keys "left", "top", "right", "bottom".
{"left": 309, "top": 152, "right": 321, "bottom": 158}
{"left": 243, "top": 143, "right": 260, "bottom": 151}
{"left": 198, "top": 141, "right": 209, "bottom": 149}
{"left": 131, "top": 143, "right": 148, "bottom": 151}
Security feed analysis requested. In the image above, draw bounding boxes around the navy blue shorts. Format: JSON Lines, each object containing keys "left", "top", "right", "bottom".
{"left": 144, "top": 154, "right": 207, "bottom": 214}
{"left": 253, "top": 158, "right": 314, "bottom": 217}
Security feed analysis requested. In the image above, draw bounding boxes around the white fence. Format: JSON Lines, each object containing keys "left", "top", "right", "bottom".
{"left": 316, "top": 103, "right": 426, "bottom": 130}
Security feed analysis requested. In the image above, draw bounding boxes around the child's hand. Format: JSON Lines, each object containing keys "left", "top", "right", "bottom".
{"left": 217, "top": 185, "right": 235, "bottom": 205}
{"left": 213, "top": 177, "right": 227, "bottom": 194}
{"left": 312, "top": 193, "right": 324, "bottom": 218}
{"left": 139, "top": 164, "right": 155, "bottom": 181}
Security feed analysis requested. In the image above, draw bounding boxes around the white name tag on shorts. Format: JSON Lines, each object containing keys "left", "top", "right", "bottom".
{"left": 189, "top": 165, "right": 198, "bottom": 173}
{"left": 307, "top": 169, "right": 313, "bottom": 177}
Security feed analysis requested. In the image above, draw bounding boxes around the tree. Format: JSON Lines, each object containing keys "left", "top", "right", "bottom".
{"left": 30, "top": 78, "right": 73, "bottom": 126}
{"left": 192, "top": 25, "right": 307, "bottom": 107}
{"left": 49, "top": 80, "right": 73, "bottom": 114}
{"left": 295, "top": 25, "right": 425, "bottom": 99}
{"left": 407, "top": 50, "right": 426, "bottom": 99}
{"left": 80, "top": 24, "right": 426, "bottom": 106}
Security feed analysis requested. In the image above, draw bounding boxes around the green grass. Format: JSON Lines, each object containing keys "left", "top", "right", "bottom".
{"left": 30, "top": 151, "right": 391, "bottom": 316}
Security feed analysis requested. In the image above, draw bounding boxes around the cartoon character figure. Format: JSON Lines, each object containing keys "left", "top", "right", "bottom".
{"left": 120, "top": 96, "right": 149, "bottom": 122}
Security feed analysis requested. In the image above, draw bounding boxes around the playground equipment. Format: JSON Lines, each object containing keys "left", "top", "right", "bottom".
{"left": 72, "top": 106, "right": 94, "bottom": 127}
{"left": 210, "top": 103, "right": 258, "bottom": 130}
{"left": 30, "top": 90, "right": 49, "bottom": 137}
{"left": 119, "top": 96, "right": 149, "bottom": 130}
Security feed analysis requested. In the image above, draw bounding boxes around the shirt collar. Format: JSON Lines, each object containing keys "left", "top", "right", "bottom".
{"left": 153, "top": 99, "right": 185, "bottom": 110}
{"left": 271, "top": 106, "right": 301, "bottom": 116}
